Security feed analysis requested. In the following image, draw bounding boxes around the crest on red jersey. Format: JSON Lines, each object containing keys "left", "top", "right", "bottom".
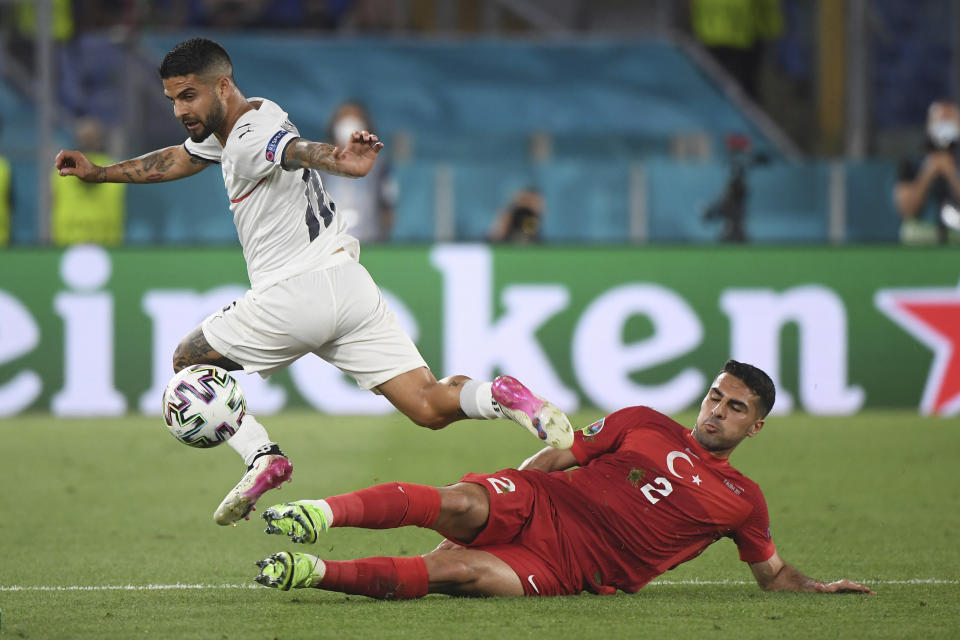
{"left": 583, "top": 417, "right": 605, "bottom": 436}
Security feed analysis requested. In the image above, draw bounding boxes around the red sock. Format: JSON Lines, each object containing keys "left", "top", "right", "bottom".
{"left": 318, "top": 556, "right": 429, "bottom": 599}
{"left": 325, "top": 482, "right": 441, "bottom": 529}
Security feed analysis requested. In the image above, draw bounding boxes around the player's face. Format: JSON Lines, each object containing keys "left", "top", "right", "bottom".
{"left": 691, "top": 373, "right": 764, "bottom": 458}
{"left": 162, "top": 74, "right": 227, "bottom": 143}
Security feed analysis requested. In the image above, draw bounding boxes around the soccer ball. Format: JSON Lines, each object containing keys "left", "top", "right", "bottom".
{"left": 162, "top": 364, "right": 245, "bottom": 448}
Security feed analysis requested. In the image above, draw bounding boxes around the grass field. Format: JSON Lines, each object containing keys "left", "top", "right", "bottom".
{"left": 2, "top": 408, "right": 958, "bottom": 639}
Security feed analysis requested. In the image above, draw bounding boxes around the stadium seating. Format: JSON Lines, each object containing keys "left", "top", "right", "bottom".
{"left": 1, "top": 34, "right": 903, "bottom": 244}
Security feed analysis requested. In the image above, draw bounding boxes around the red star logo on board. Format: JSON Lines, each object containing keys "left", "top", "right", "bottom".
{"left": 875, "top": 282, "right": 960, "bottom": 416}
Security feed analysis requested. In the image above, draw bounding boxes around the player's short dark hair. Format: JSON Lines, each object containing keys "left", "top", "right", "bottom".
{"left": 721, "top": 359, "right": 776, "bottom": 418}
{"left": 159, "top": 37, "right": 234, "bottom": 83}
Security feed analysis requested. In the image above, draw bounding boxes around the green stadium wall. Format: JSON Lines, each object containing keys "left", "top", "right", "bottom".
{"left": 0, "top": 244, "right": 958, "bottom": 417}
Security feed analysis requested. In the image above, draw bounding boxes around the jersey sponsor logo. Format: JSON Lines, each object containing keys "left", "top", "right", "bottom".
{"left": 486, "top": 477, "right": 516, "bottom": 494}
{"left": 583, "top": 417, "right": 605, "bottom": 436}
{"left": 265, "top": 129, "right": 289, "bottom": 162}
{"left": 236, "top": 123, "right": 254, "bottom": 139}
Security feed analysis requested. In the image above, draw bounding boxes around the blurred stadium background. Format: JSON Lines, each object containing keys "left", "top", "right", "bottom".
{"left": 1, "top": 0, "right": 958, "bottom": 419}
{"left": 2, "top": 2, "right": 960, "bottom": 638}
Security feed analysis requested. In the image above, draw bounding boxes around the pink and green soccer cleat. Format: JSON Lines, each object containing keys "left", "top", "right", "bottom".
{"left": 492, "top": 376, "right": 574, "bottom": 449}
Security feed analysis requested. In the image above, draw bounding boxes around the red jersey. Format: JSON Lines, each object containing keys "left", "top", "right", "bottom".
{"left": 527, "top": 406, "right": 775, "bottom": 594}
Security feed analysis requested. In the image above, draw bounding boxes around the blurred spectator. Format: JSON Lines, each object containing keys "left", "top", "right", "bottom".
{"left": 689, "top": 0, "right": 783, "bottom": 100}
{"left": 488, "top": 187, "right": 544, "bottom": 244}
{"left": 152, "top": 0, "right": 350, "bottom": 29}
{"left": 322, "top": 101, "right": 396, "bottom": 243}
{"left": 51, "top": 117, "right": 126, "bottom": 246}
{"left": 3, "top": 0, "right": 75, "bottom": 67}
{"left": 0, "top": 119, "right": 11, "bottom": 247}
{"left": 894, "top": 101, "right": 960, "bottom": 245}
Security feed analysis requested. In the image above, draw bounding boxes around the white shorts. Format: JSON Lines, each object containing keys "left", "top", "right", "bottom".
{"left": 201, "top": 258, "right": 427, "bottom": 390}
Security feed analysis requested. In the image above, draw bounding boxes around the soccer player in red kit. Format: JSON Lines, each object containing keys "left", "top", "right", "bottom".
{"left": 254, "top": 360, "right": 875, "bottom": 597}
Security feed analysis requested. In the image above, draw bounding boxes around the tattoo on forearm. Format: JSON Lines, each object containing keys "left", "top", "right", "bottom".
{"left": 284, "top": 140, "right": 343, "bottom": 174}
{"left": 113, "top": 148, "right": 206, "bottom": 183}
{"left": 140, "top": 149, "right": 174, "bottom": 182}
{"left": 96, "top": 166, "right": 107, "bottom": 183}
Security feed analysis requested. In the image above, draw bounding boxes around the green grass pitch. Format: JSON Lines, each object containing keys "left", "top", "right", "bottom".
{"left": 2, "top": 409, "right": 958, "bottom": 639}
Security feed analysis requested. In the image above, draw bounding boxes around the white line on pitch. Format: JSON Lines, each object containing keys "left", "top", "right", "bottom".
{"left": 1, "top": 579, "right": 957, "bottom": 592}
{"left": 0, "top": 584, "right": 258, "bottom": 592}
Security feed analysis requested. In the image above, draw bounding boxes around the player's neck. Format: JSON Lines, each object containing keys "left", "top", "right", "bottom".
{"left": 215, "top": 91, "right": 254, "bottom": 146}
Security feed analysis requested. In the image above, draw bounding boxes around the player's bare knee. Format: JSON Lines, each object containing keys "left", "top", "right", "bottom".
{"left": 446, "top": 557, "right": 483, "bottom": 587}
{"left": 439, "top": 485, "right": 476, "bottom": 517}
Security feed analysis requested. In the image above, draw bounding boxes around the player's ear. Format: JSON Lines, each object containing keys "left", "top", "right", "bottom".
{"left": 747, "top": 419, "right": 764, "bottom": 438}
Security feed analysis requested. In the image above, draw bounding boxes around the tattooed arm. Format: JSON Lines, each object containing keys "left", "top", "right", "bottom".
{"left": 281, "top": 130, "right": 383, "bottom": 178}
{"left": 55, "top": 145, "right": 210, "bottom": 184}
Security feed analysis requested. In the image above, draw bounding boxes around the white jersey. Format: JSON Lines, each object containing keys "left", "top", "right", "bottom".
{"left": 184, "top": 98, "right": 358, "bottom": 291}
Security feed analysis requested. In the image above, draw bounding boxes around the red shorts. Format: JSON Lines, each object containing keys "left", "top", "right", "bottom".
{"left": 456, "top": 469, "right": 581, "bottom": 596}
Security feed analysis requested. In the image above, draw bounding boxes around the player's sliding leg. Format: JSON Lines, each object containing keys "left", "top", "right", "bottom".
{"left": 254, "top": 550, "right": 523, "bottom": 597}
{"left": 262, "top": 481, "right": 488, "bottom": 544}
{"left": 376, "top": 368, "right": 574, "bottom": 449}
{"left": 173, "top": 325, "right": 293, "bottom": 525}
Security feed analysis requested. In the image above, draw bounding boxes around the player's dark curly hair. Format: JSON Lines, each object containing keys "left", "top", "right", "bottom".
{"left": 159, "top": 37, "right": 234, "bottom": 82}
{"left": 721, "top": 359, "right": 776, "bottom": 418}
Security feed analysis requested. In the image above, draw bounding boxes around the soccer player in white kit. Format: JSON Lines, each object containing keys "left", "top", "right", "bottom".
{"left": 55, "top": 38, "right": 573, "bottom": 526}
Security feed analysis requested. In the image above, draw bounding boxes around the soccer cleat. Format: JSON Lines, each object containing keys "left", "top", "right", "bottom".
{"left": 492, "top": 376, "right": 574, "bottom": 450}
{"left": 214, "top": 454, "right": 293, "bottom": 526}
{"left": 262, "top": 501, "right": 329, "bottom": 544}
{"left": 254, "top": 552, "right": 325, "bottom": 590}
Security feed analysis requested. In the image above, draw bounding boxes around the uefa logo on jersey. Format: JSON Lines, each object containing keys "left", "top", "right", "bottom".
{"left": 583, "top": 417, "right": 605, "bottom": 436}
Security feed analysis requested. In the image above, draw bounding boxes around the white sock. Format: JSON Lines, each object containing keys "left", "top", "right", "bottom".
{"left": 301, "top": 499, "right": 335, "bottom": 527}
{"left": 459, "top": 380, "right": 501, "bottom": 419}
{"left": 227, "top": 414, "right": 275, "bottom": 466}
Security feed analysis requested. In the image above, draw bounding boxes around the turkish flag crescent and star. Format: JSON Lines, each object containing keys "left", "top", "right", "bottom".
{"left": 875, "top": 284, "right": 960, "bottom": 416}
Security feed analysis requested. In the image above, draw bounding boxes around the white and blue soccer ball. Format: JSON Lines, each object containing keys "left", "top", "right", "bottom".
{"left": 162, "top": 364, "right": 245, "bottom": 448}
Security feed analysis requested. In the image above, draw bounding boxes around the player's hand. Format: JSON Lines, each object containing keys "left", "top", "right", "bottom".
{"left": 431, "top": 538, "right": 465, "bottom": 552}
{"left": 55, "top": 149, "right": 103, "bottom": 182}
{"left": 814, "top": 579, "right": 876, "bottom": 595}
{"left": 334, "top": 130, "right": 383, "bottom": 177}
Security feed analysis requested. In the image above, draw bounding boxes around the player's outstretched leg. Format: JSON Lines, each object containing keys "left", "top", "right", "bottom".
{"left": 255, "top": 552, "right": 325, "bottom": 590}
{"left": 261, "top": 482, "right": 443, "bottom": 543}
{"left": 492, "top": 376, "right": 574, "bottom": 449}
{"left": 214, "top": 448, "right": 293, "bottom": 525}
{"left": 262, "top": 500, "right": 330, "bottom": 543}
{"left": 255, "top": 553, "right": 430, "bottom": 598}
{"left": 378, "top": 369, "right": 573, "bottom": 449}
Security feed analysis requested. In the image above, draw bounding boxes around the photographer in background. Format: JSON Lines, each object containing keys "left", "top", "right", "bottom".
{"left": 702, "top": 134, "right": 767, "bottom": 243}
{"left": 894, "top": 100, "right": 960, "bottom": 245}
{"left": 488, "top": 187, "right": 544, "bottom": 244}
